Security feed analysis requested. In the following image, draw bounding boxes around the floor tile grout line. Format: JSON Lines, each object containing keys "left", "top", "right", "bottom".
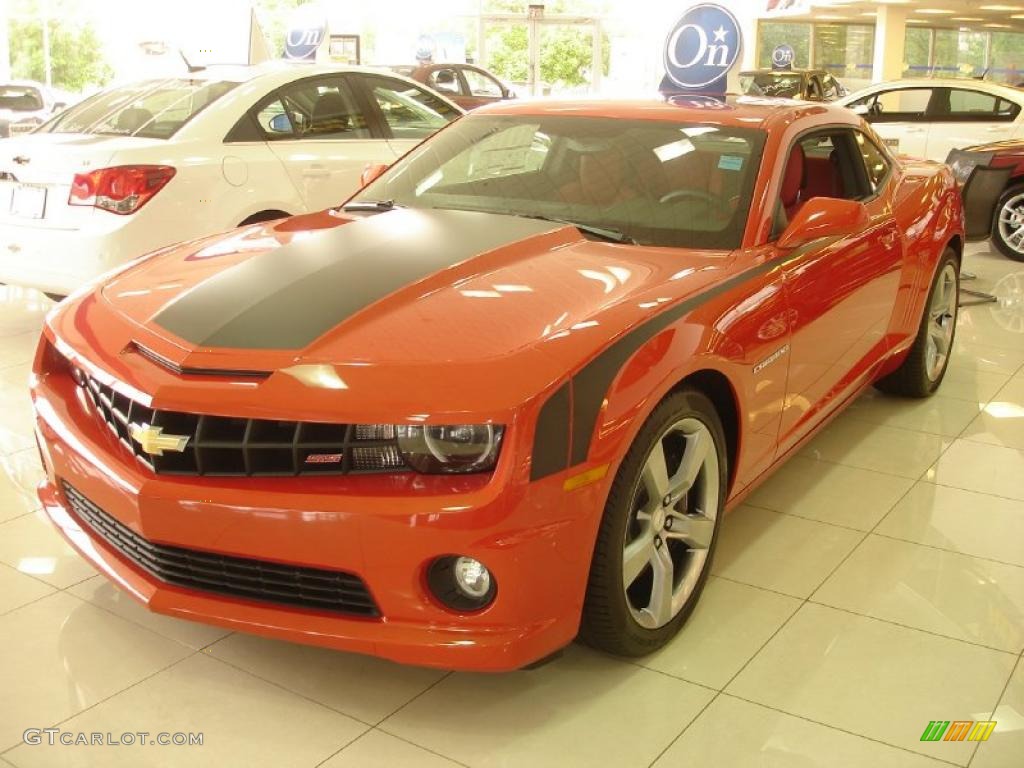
{"left": 869, "top": 529, "right": 1024, "bottom": 572}
{"left": 644, "top": 687, "right": 723, "bottom": 768}
{"left": 719, "top": 692, "right": 964, "bottom": 768}
{"left": 965, "top": 652, "right": 1022, "bottom": 768}
{"left": 925, "top": 479, "right": 1024, "bottom": 505}
{"left": 365, "top": 726, "right": 474, "bottom": 768}
{"left": 0, "top": 649, "right": 201, "bottom": 758}
{"left": 803, "top": 599, "right": 1022, "bottom": 656}
{"left": 313, "top": 727, "right": 376, "bottom": 768}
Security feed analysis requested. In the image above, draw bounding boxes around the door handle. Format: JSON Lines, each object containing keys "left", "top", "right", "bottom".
{"left": 301, "top": 164, "right": 330, "bottom": 179}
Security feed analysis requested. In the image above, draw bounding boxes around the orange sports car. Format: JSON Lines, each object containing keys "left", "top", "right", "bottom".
{"left": 31, "top": 96, "right": 963, "bottom": 671}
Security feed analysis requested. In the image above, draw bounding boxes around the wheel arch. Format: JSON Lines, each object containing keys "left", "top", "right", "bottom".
{"left": 238, "top": 209, "right": 291, "bottom": 227}
{"left": 668, "top": 368, "right": 740, "bottom": 495}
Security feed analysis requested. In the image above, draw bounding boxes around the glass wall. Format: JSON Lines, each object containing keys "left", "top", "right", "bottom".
{"left": 814, "top": 24, "right": 873, "bottom": 80}
{"left": 756, "top": 23, "right": 811, "bottom": 69}
{"left": 759, "top": 20, "right": 1024, "bottom": 86}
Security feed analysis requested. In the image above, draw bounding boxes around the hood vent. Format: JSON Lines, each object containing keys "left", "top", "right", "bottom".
{"left": 131, "top": 342, "right": 271, "bottom": 379}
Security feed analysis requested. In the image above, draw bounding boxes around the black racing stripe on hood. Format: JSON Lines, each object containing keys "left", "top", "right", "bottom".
{"left": 153, "top": 208, "right": 562, "bottom": 350}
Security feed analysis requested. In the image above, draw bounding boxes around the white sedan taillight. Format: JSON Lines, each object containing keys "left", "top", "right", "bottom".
{"left": 68, "top": 165, "right": 176, "bottom": 215}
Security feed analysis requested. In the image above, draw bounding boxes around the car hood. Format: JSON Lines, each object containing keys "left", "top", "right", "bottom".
{"left": 52, "top": 208, "right": 732, "bottom": 417}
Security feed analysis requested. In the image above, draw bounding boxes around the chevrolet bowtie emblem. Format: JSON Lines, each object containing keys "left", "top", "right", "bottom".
{"left": 129, "top": 423, "right": 190, "bottom": 456}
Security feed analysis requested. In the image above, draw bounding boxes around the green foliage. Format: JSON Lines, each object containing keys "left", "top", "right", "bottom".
{"left": 757, "top": 23, "right": 810, "bottom": 69}
{"left": 253, "top": 0, "right": 315, "bottom": 58}
{"left": 8, "top": 18, "right": 113, "bottom": 91}
{"left": 479, "top": 0, "right": 606, "bottom": 88}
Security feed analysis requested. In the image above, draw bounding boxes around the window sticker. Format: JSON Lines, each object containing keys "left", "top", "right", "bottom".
{"left": 718, "top": 155, "right": 743, "bottom": 171}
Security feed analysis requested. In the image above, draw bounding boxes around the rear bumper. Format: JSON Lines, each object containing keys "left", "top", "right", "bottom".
{"left": 31, "top": 369, "right": 604, "bottom": 671}
{"left": 0, "top": 215, "right": 157, "bottom": 296}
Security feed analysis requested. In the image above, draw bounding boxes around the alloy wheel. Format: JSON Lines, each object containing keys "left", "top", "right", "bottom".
{"left": 998, "top": 192, "right": 1024, "bottom": 257}
{"left": 622, "top": 417, "right": 720, "bottom": 630}
{"left": 925, "top": 263, "right": 957, "bottom": 382}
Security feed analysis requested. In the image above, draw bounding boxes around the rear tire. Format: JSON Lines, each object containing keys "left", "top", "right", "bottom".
{"left": 992, "top": 183, "right": 1024, "bottom": 263}
{"left": 874, "top": 248, "right": 959, "bottom": 397}
{"left": 580, "top": 388, "right": 727, "bottom": 657}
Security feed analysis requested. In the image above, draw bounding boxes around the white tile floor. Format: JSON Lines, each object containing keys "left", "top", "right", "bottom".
{"left": 0, "top": 242, "right": 1022, "bottom": 767}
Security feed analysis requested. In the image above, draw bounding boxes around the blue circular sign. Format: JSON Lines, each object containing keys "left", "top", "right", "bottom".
{"left": 664, "top": 3, "right": 742, "bottom": 91}
{"left": 772, "top": 44, "right": 795, "bottom": 69}
{"left": 285, "top": 20, "right": 326, "bottom": 60}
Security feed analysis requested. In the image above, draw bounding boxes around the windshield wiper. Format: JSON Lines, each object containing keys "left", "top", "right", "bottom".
{"left": 341, "top": 199, "right": 398, "bottom": 212}
{"left": 517, "top": 214, "right": 636, "bottom": 244}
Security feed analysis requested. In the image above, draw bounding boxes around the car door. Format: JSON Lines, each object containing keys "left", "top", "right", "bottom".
{"left": 853, "top": 86, "right": 933, "bottom": 158}
{"left": 774, "top": 128, "right": 904, "bottom": 452}
{"left": 260, "top": 75, "right": 397, "bottom": 212}
{"left": 353, "top": 74, "right": 462, "bottom": 158}
{"left": 925, "top": 87, "right": 1022, "bottom": 163}
{"left": 459, "top": 66, "right": 508, "bottom": 109}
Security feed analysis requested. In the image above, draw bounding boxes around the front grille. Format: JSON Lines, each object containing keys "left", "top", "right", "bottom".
{"left": 62, "top": 481, "right": 379, "bottom": 617}
{"left": 77, "top": 373, "right": 408, "bottom": 477}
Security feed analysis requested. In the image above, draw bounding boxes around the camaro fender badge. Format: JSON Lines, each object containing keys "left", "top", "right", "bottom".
{"left": 129, "top": 423, "right": 190, "bottom": 456}
{"left": 753, "top": 344, "right": 790, "bottom": 375}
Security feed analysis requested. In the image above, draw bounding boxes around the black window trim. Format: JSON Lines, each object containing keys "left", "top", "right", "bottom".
{"left": 353, "top": 72, "right": 460, "bottom": 142}
{"left": 224, "top": 73, "right": 386, "bottom": 144}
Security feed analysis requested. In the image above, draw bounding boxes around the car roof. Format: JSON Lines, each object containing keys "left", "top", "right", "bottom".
{"left": 740, "top": 69, "right": 820, "bottom": 76}
{"left": 472, "top": 95, "right": 849, "bottom": 131}
{"left": 154, "top": 60, "right": 409, "bottom": 86}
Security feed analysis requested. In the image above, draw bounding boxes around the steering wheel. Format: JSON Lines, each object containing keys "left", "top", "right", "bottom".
{"left": 659, "top": 189, "right": 719, "bottom": 206}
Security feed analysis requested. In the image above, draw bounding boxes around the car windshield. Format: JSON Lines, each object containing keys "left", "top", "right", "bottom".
{"left": 740, "top": 73, "right": 803, "bottom": 99}
{"left": 39, "top": 78, "right": 238, "bottom": 139}
{"left": 0, "top": 86, "right": 44, "bottom": 112}
{"left": 352, "top": 115, "right": 765, "bottom": 249}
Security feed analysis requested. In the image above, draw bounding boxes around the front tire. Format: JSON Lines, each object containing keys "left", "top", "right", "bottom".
{"left": 992, "top": 183, "right": 1024, "bottom": 262}
{"left": 875, "top": 248, "right": 959, "bottom": 397}
{"left": 580, "top": 388, "right": 727, "bottom": 657}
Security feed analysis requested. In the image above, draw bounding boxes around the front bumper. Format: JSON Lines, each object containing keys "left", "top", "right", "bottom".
{"left": 32, "top": 364, "right": 605, "bottom": 671}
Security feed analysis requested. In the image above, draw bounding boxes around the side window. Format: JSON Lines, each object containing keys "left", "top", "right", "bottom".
{"left": 428, "top": 68, "right": 461, "bottom": 96}
{"left": 773, "top": 129, "right": 867, "bottom": 238}
{"left": 822, "top": 74, "right": 839, "bottom": 101}
{"left": 868, "top": 88, "right": 932, "bottom": 121}
{"left": 462, "top": 68, "right": 504, "bottom": 98}
{"left": 855, "top": 132, "right": 890, "bottom": 194}
{"left": 945, "top": 89, "right": 1020, "bottom": 122}
{"left": 808, "top": 76, "right": 823, "bottom": 101}
{"left": 362, "top": 76, "right": 460, "bottom": 140}
{"left": 257, "top": 78, "right": 370, "bottom": 140}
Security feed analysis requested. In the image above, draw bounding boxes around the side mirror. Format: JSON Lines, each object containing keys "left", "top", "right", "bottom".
{"left": 777, "top": 197, "right": 870, "bottom": 250}
{"left": 269, "top": 113, "right": 292, "bottom": 133}
{"left": 360, "top": 162, "right": 389, "bottom": 188}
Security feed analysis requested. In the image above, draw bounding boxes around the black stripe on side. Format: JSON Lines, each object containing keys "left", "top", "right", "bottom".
{"left": 530, "top": 381, "right": 572, "bottom": 481}
{"left": 154, "top": 209, "right": 561, "bottom": 350}
{"left": 569, "top": 260, "right": 780, "bottom": 466}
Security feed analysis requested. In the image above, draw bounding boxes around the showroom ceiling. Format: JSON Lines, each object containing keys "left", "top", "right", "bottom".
{"left": 784, "top": 1, "right": 1024, "bottom": 32}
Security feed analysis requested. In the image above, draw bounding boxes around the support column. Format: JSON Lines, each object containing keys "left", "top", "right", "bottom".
{"left": 0, "top": 4, "right": 9, "bottom": 82}
{"left": 872, "top": 5, "right": 906, "bottom": 83}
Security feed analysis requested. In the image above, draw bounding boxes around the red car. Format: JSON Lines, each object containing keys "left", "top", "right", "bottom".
{"left": 947, "top": 141, "right": 1024, "bottom": 261}
{"left": 389, "top": 63, "right": 515, "bottom": 110}
{"left": 31, "top": 97, "right": 963, "bottom": 671}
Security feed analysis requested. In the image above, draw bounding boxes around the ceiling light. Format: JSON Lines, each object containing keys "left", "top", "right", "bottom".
{"left": 979, "top": 5, "right": 1024, "bottom": 11}
{"left": 916, "top": 8, "right": 955, "bottom": 14}
{"left": 984, "top": 22, "right": 1012, "bottom": 27}
{"left": 952, "top": 17, "right": 984, "bottom": 21}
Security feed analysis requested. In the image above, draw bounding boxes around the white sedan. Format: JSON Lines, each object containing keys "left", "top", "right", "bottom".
{"left": 837, "top": 78, "right": 1024, "bottom": 162}
{"left": 0, "top": 62, "right": 462, "bottom": 298}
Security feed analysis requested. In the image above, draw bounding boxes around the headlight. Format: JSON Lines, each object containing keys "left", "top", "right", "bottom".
{"left": 396, "top": 424, "right": 504, "bottom": 474}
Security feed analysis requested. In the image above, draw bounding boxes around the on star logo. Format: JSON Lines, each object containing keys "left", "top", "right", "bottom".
{"left": 663, "top": 4, "right": 742, "bottom": 91}
{"left": 713, "top": 26, "right": 728, "bottom": 43}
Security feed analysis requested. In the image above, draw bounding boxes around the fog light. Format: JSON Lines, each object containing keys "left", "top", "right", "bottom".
{"left": 454, "top": 556, "right": 491, "bottom": 598}
{"left": 427, "top": 555, "right": 497, "bottom": 611}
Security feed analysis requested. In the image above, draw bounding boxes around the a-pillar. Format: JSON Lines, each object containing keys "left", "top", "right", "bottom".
{"left": 872, "top": 5, "right": 906, "bottom": 83}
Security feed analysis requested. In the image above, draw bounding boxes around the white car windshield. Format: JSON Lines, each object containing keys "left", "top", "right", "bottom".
{"left": 353, "top": 115, "right": 765, "bottom": 249}
{"left": 0, "top": 86, "right": 44, "bottom": 112}
{"left": 39, "top": 79, "right": 237, "bottom": 139}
